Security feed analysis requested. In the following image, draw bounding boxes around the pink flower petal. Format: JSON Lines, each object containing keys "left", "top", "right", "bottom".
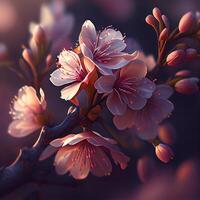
{"left": 113, "top": 109, "right": 134, "bottom": 130}
{"left": 79, "top": 20, "right": 97, "bottom": 51}
{"left": 60, "top": 82, "right": 82, "bottom": 100}
{"left": 90, "top": 146, "right": 112, "bottom": 177}
{"left": 120, "top": 59, "right": 147, "bottom": 79}
{"left": 110, "top": 150, "right": 130, "bottom": 170}
{"left": 94, "top": 75, "right": 116, "bottom": 93}
{"left": 8, "top": 119, "right": 40, "bottom": 137}
{"left": 154, "top": 84, "right": 173, "bottom": 99}
{"left": 106, "top": 90, "right": 127, "bottom": 115}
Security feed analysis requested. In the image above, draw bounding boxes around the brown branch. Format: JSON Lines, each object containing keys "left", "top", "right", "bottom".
{"left": 0, "top": 106, "right": 79, "bottom": 197}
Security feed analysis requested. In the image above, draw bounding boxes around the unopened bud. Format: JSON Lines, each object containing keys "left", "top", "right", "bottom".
{"left": 186, "top": 48, "right": 197, "bottom": 60}
{"left": 158, "top": 123, "right": 176, "bottom": 145}
{"left": 175, "top": 70, "right": 191, "bottom": 77}
{"left": 33, "top": 25, "right": 46, "bottom": 45}
{"left": 137, "top": 156, "right": 156, "bottom": 183}
{"left": 175, "top": 77, "right": 199, "bottom": 94}
{"left": 159, "top": 28, "right": 169, "bottom": 41}
{"left": 152, "top": 7, "right": 162, "bottom": 21}
{"left": 179, "top": 12, "right": 196, "bottom": 33}
{"left": 155, "top": 144, "right": 174, "bottom": 163}
{"left": 166, "top": 49, "right": 185, "bottom": 66}
{"left": 145, "top": 15, "right": 157, "bottom": 27}
{"left": 22, "top": 48, "right": 34, "bottom": 66}
{"left": 162, "top": 15, "right": 170, "bottom": 29}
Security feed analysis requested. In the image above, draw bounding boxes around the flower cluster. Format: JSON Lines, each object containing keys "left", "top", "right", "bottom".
{"left": 6, "top": 7, "right": 200, "bottom": 182}
{"left": 50, "top": 20, "right": 174, "bottom": 140}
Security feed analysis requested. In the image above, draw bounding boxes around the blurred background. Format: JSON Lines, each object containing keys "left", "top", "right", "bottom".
{"left": 0, "top": 0, "right": 200, "bottom": 199}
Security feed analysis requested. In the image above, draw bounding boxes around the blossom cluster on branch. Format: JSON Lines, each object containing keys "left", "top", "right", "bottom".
{"left": 0, "top": 3, "right": 200, "bottom": 194}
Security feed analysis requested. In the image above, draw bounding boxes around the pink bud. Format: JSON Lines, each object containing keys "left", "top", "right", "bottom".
{"left": 145, "top": 15, "right": 157, "bottom": 27}
{"left": 162, "top": 15, "right": 170, "bottom": 28}
{"left": 186, "top": 48, "right": 197, "bottom": 60}
{"left": 155, "top": 144, "right": 174, "bottom": 163}
{"left": 175, "top": 70, "right": 191, "bottom": 77}
{"left": 158, "top": 123, "right": 176, "bottom": 145}
{"left": 179, "top": 12, "right": 196, "bottom": 33}
{"left": 175, "top": 77, "right": 199, "bottom": 94}
{"left": 33, "top": 25, "right": 46, "bottom": 45}
{"left": 159, "top": 28, "right": 169, "bottom": 41}
{"left": 166, "top": 49, "right": 185, "bottom": 66}
{"left": 137, "top": 156, "right": 156, "bottom": 183}
{"left": 22, "top": 48, "right": 34, "bottom": 66}
{"left": 152, "top": 7, "right": 162, "bottom": 21}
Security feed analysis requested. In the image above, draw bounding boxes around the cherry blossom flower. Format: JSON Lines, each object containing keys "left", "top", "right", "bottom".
{"left": 79, "top": 20, "right": 137, "bottom": 75}
{"left": 94, "top": 60, "right": 155, "bottom": 115}
{"left": 8, "top": 86, "right": 47, "bottom": 137}
{"left": 113, "top": 85, "right": 174, "bottom": 139}
{"left": 40, "top": 131, "right": 130, "bottom": 180}
{"left": 29, "top": 0, "right": 74, "bottom": 54}
{"left": 50, "top": 50, "right": 95, "bottom": 101}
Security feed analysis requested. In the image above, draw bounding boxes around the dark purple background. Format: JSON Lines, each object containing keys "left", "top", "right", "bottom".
{"left": 0, "top": 0, "right": 200, "bottom": 199}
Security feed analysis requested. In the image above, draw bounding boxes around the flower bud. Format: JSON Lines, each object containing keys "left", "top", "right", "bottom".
{"left": 158, "top": 123, "right": 176, "bottom": 145}
{"left": 175, "top": 77, "right": 199, "bottom": 94}
{"left": 179, "top": 12, "right": 196, "bottom": 33}
{"left": 175, "top": 70, "right": 191, "bottom": 77}
{"left": 162, "top": 15, "right": 170, "bottom": 28}
{"left": 152, "top": 7, "right": 162, "bottom": 21}
{"left": 186, "top": 48, "right": 197, "bottom": 60}
{"left": 159, "top": 28, "right": 169, "bottom": 41}
{"left": 166, "top": 49, "right": 185, "bottom": 66}
{"left": 155, "top": 144, "right": 174, "bottom": 163}
{"left": 32, "top": 25, "right": 46, "bottom": 45}
{"left": 137, "top": 156, "right": 156, "bottom": 183}
{"left": 145, "top": 15, "right": 157, "bottom": 27}
{"left": 22, "top": 48, "right": 34, "bottom": 66}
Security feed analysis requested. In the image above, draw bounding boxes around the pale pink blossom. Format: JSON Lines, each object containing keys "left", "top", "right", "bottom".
{"left": 79, "top": 20, "right": 137, "bottom": 75}
{"left": 29, "top": 0, "right": 74, "bottom": 54}
{"left": 113, "top": 85, "right": 174, "bottom": 139}
{"left": 94, "top": 60, "right": 155, "bottom": 115}
{"left": 40, "top": 131, "right": 129, "bottom": 180}
{"left": 8, "top": 86, "right": 47, "bottom": 137}
{"left": 50, "top": 50, "right": 95, "bottom": 101}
